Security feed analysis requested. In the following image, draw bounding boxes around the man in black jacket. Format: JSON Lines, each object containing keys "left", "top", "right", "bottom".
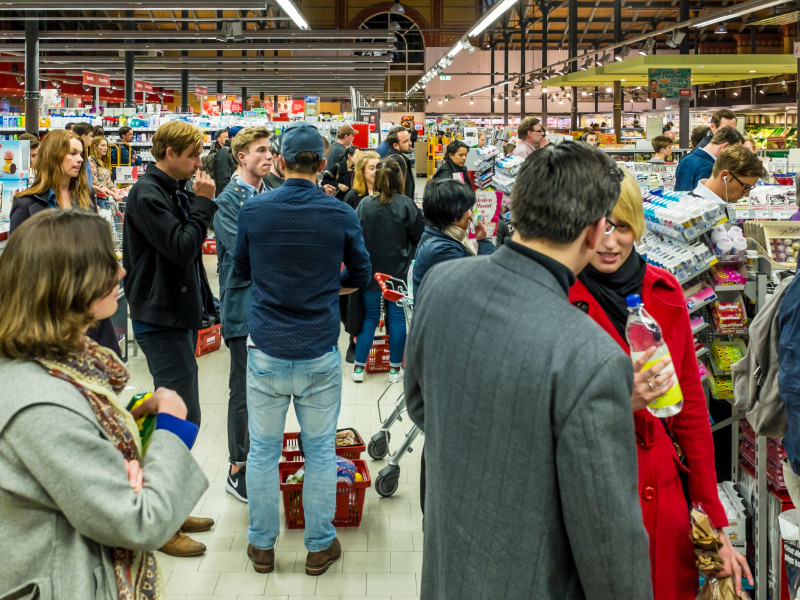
{"left": 123, "top": 120, "right": 218, "bottom": 427}
{"left": 385, "top": 127, "right": 415, "bottom": 200}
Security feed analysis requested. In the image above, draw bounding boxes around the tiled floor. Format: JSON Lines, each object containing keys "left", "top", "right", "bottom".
{"left": 124, "top": 254, "right": 424, "bottom": 600}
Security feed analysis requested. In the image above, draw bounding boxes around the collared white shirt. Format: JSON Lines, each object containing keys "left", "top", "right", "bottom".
{"left": 699, "top": 146, "right": 716, "bottom": 162}
{"left": 511, "top": 140, "right": 537, "bottom": 159}
{"left": 692, "top": 180, "right": 725, "bottom": 205}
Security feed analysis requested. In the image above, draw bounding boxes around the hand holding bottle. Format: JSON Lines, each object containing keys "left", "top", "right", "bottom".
{"left": 631, "top": 346, "right": 676, "bottom": 412}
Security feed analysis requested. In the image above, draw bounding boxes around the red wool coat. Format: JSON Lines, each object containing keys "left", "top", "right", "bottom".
{"left": 569, "top": 264, "right": 727, "bottom": 600}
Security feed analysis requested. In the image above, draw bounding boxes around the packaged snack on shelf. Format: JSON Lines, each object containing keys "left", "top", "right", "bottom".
{"left": 684, "top": 281, "right": 717, "bottom": 311}
{"left": 711, "top": 265, "right": 747, "bottom": 287}
{"left": 711, "top": 338, "right": 747, "bottom": 371}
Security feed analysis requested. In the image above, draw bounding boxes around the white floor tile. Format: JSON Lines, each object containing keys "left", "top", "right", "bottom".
{"left": 197, "top": 550, "right": 248, "bottom": 573}
{"left": 342, "top": 551, "right": 391, "bottom": 573}
{"left": 165, "top": 571, "right": 220, "bottom": 595}
{"left": 214, "top": 572, "right": 268, "bottom": 596}
{"left": 390, "top": 552, "right": 423, "bottom": 573}
{"left": 367, "top": 532, "right": 414, "bottom": 552}
{"left": 265, "top": 572, "right": 317, "bottom": 596}
{"left": 314, "top": 572, "right": 366, "bottom": 596}
{"left": 366, "top": 573, "right": 418, "bottom": 597}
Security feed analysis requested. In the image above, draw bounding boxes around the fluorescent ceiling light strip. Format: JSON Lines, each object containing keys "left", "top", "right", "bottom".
{"left": 447, "top": 44, "right": 463, "bottom": 58}
{"left": 275, "top": 0, "right": 310, "bottom": 30}
{"left": 468, "top": 0, "right": 517, "bottom": 37}
{"left": 693, "top": 0, "right": 789, "bottom": 27}
{"left": 460, "top": 78, "right": 513, "bottom": 97}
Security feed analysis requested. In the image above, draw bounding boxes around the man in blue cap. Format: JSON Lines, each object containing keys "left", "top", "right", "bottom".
{"left": 233, "top": 120, "right": 372, "bottom": 577}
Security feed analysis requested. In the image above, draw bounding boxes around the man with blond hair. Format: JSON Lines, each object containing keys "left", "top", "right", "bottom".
{"left": 213, "top": 127, "right": 273, "bottom": 503}
{"left": 123, "top": 120, "right": 219, "bottom": 556}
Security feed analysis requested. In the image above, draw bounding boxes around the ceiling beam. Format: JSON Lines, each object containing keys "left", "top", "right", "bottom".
{"left": 0, "top": 29, "right": 394, "bottom": 40}
{"left": 0, "top": 42, "right": 395, "bottom": 52}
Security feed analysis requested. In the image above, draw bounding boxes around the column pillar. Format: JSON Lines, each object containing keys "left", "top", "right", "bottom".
{"left": 678, "top": 0, "right": 690, "bottom": 149}
{"left": 124, "top": 13, "right": 135, "bottom": 109}
{"left": 520, "top": 0, "right": 526, "bottom": 116}
{"left": 24, "top": 14, "right": 40, "bottom": 135}
{"left": 569, "top": 0, "right": 578, "bottom": 130}
{"left": 613, "top": 0, "right": 622, "bottom": 142}
{"left": 541, "top": 0, "right": 548, "bottom": 125}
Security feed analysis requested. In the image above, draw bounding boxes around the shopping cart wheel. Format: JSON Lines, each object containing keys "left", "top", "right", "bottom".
{"left": 368, "top": 431, "right": 391, "bottom": 460}
{"left": 375, "top": 465, "right": 400, "bottom": 498}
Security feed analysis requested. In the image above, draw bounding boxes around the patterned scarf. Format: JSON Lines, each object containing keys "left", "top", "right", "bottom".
{"left": 36, "top": 339, "right": 164, "bottom": 600}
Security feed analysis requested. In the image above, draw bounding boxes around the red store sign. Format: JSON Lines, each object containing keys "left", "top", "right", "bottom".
{"left": 195, "top": 86, "right": 208, "bottom": 98}
{"left": 135, "top": 80, "right": 153, "bottom": 93}
{"left": 82, "top": 71, "right": 111, "bottom": 87}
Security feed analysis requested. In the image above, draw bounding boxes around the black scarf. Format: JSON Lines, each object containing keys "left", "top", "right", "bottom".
{"left": 578, "top": 251, "right": 647, "bottom": 339}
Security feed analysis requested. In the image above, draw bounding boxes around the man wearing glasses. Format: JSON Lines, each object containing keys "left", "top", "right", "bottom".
{"left": 689, "top": 145, "right": 766, "bottom": 206}
{"left": 512, "top": 116, "right": 548, "bottom": 158}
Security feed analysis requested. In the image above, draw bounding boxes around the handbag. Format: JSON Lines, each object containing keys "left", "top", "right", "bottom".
{"left": 661, "top": 418, "right": 691, "bottom": 508}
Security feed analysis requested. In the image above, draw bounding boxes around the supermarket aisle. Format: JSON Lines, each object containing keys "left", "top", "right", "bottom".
{"left": 124, "top": 254, "right": 424, "bottom": 600}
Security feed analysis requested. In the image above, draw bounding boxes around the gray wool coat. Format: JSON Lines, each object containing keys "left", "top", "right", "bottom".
{"left": 405, "top": 245, "right": 654, "bottom": 600}
{"left": 0, "top": 359, "right": 209, "bottom": 600}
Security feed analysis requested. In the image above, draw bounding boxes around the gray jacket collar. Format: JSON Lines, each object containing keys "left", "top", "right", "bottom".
{"left": 489, "top": 245, "right": 573, "bottom": 299}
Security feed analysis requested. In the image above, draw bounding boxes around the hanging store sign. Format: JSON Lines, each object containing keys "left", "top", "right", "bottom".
{"left": 82, "top": 71, "right": 111, "bottom": 87}
{"left": 291, "top": 99, "right": 306, "bottom": 115}
{"left": 195, "top": 86, "right": 208, "bottom": 98}
{"left": 647, "top": 69, "right": 692, "bottom": 99}
{"left": 305, "top": 96, "right": 319, "bottom": 117}
{"left": 795, "top": 42, "right": 800, "bottom": 58}
{"left": 135, "top": 80, "right": 153, "bottom": 93}
{"left": 356, "top": 107, "right": 381, "bottom": 124}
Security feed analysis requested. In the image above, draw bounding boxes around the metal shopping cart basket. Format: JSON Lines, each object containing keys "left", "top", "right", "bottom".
{"left": 109, "top": 199, "right": 126, "bottom": 252}
{"left": 367, "top": 272, "right": 422, "bottom": 497}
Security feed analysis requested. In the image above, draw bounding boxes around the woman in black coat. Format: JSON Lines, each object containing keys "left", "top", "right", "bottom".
{"left": 323, "top": 145, "right": 360, "bottom": 201}
{"left": 432, "top": 139, "right": 470, "bottom": 184}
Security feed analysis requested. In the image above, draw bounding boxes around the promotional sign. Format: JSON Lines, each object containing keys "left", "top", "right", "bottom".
{"left": 647, "top": 68, "right": 691, "bottom": 99}
{"left": 305, "top": 96, "right": 319, "bottom": 117}
{"left": 230, "top": 102, "right": 242, "bottom": 113}
{"left": 195, "top": 86, "right": 208, "bottom": 98}
{"left": 134, "top": 80, "right": 153, "bottom": 93}
{"left": 356, "top": 107, "right": 381, "bottom": 124}
{"left": 291, "top": 99, "right": 305, "bottom": 115}
{"left": 114, "top": 166, "right": 139, "bottom": 184}
{"left": 82, "top": 71, "right": 111, "bottom": 87}
{"left": 795, "top": 41, "right": 800, "bottom": 58}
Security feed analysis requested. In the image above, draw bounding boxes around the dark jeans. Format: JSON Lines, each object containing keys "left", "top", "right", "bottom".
{"left": 228, "top": 336, "right": 250, "bottom": 466}
{"left": 135, "top": 328, "right": 201, "bottom": 426}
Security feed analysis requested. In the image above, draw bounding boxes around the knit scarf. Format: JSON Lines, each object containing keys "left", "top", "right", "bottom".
{"left": 35, "top": 339, "right": 164, "bottom": 600}
{"left": 444, "top": 224, "right": 477, "bottom": 256}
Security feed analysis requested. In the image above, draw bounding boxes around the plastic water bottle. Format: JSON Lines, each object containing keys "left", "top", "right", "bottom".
{"left": 625, "top": 294, "right": 683, "bottom": 417}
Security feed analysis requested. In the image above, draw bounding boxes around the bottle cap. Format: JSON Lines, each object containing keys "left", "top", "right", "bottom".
{"left": 626, "top": 294, "right": 642, "bottom": 308}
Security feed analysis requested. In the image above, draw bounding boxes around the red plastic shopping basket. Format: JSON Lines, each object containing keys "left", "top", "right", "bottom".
{"left": 279, "top": 459, "right": 371, "bottom": 529}
{"left": 366, "top": 335, "right": 391, "bottom": 373}
{"left": 282, "top": 429, "right": 366, "bottom": 461}
{"left": 195, "top": 323, "right": 222, "bottom": 357}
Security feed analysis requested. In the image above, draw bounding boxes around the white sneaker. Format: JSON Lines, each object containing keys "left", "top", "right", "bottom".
{"left": 351, "top": 367, "right": 365, "bottom": 382}
{"left": 388, "top": 368, "right": 403, "bottom": 384}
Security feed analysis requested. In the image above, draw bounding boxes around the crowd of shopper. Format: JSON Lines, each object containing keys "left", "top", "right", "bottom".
{"left": 0, "top": 113, "right": 768, "bottom": 600}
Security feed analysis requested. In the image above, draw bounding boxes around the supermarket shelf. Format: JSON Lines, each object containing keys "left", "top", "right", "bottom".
{"left": 688, "top": 296, "right": 715, "bottom": 315}
{"left": 714, "top": 284, "right": 746, "bottom": 292}
{"left": 647, "top": 220, "right": 717, "bottom": 244}
{"left": 696, "top": 346, "right": 710, "bottom": 359}
{"left": 712, "top": 329, "right": 748, "bottom": 336}
{"left": 684, "top": 259, "right": 717, "bottom": 283}
{"left": 729, "top": 207, "right": 798, "bottom": 220}
{"left": 692, "top": 322, "right": 711, "bottom": 336}
{"left": 709, "top": 357, "right": 732, "bottom": 377}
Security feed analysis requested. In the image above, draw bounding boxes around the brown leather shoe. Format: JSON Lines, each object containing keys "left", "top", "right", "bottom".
{"left": 247, "top": 543, "right": 275, "bottom": 573}
{"left": 159, "top": 531, "right": 206, "bottom": 557}
{"left": 180, "top": 516, "right": 215, "bottom": 533}
{"left": 305, "top": 538, "right": 341, "bottom": 576}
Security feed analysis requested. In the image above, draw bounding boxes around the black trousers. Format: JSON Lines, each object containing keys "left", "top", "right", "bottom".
{"left": 227, "top": 336, "right": 250, "bottom": 466}
{"left": 135, "top": 328, "right": 201, "bottom": 426}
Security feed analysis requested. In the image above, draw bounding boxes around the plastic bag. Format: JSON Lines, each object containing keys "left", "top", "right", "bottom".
{"left": 691, "top": 507, "right": 750, "bottom": 600}
{"left": 696, "top": 576, "right": 750, "bottom": 600}
{"left": 336, "top": 456, "right": 356, "bottom": 485}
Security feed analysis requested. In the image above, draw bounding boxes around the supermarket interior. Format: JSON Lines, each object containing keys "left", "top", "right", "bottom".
{"left": 7, "top": 0, "right": 800, "bottom": 599}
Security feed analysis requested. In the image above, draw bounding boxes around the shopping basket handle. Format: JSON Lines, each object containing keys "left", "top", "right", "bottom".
{"left": 374, "top": 273, "right": 405, "bottom": 303}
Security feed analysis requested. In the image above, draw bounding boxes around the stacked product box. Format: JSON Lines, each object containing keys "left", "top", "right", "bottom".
{"left": 0, "top": 139, "right": 31, "bottom": 226}
{"left": 474, "top": 145, "right": 498, "bottom": 190}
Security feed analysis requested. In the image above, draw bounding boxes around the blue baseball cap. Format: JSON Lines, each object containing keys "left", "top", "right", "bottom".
{"left": 228, "top": 125, "right": 245, "bottom": 138}
{"left": 281, "top": 121, "right": 326, "bottom": 162}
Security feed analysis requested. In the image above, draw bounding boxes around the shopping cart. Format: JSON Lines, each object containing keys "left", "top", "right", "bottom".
{"left": 108, "top": 199, "right": 126, "bottom": 252}
{"left": 367, "top": 272, "right": 422, "bottom": 497}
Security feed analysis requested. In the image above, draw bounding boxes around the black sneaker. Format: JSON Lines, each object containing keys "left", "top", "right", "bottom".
{"left": 345, "top": 341, "right": 356, "bottom": 364}
{"left": 226, "top": 467, "right": 248, "bottom": 503}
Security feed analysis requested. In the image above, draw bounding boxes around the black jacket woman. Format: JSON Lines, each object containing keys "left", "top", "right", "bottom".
{"left": 432, "top": 139, "right": 470, "bottom": 184}
{"left": 10, "top": 129, "right": 121, "bottom": 358}
{"left": 342, "top": 150, "right": 380, "bottom": 211}
{"left": 351, "top": 159, "right": 424, "bottom": 384}
{"left": 323, "top": 145, "right": 360, "bottom": 201}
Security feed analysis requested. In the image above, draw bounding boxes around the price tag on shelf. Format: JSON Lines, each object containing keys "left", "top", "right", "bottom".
{"left": 776, "top": 211, "right": 788, "bottom": 220}
{"left": 755, "top": 210, "right": 770, "bottom": 219}
{"left": 114, "top": 166, "right": 138, "bottom": 184}
{"left": 736, "top": 210, "right": 752, "bottom": 219}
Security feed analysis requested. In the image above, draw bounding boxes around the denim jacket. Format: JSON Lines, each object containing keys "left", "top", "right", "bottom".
{"left": 214, "top": 175, "right": 260, "bottom": 340}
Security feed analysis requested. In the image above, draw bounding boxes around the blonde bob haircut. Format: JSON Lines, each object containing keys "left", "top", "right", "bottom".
{"left": 151, "top": 120, "right": 204, "bottom": 161}
{"left": 0, "top": 210, "right": 119, "bottom": 360}
{"left": 611, "top": 170, "right": 646, "bottom": 241}
{"left": 351, "top": 150, "right": 381, "bottom": 196}
{"left": 230, "top": 126, "right": 270, "bottom": 167}
{"left": 17, "top": 129, "right": 92, "bottom": 210}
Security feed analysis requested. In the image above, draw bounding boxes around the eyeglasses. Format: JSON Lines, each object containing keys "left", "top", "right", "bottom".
{"left": 531, "top": 128, "right": 544, "bottom": 133}
{"left": 604, "top": 217, "right": 620, "bottom": 235}
{"left": 729, "top": 172, "right": 757, "bottom": 194}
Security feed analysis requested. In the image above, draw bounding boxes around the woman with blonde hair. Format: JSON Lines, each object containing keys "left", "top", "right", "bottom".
{"left": 89, "top": 136, "right": 123, "bottom": 202}
{"left": 343, "top": 150, "right": 380, "bottom": 210}
{"left": 0, "top": 209, "right": 207, "bottom": 600}
{"left": 568, "top": 170, "right": 752, "bottom": 598}
{"left": 10, "top": 129, "right": 94, "bottom": 232}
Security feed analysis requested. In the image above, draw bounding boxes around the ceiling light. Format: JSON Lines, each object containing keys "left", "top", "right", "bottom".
{"left": 693, "top": 0, "right": 788, "bottom": 28}
{"left": 666, "top": 31, "right": 686, "bottom": 48}
{"left": 444, "top": 96, "right": 449, "bottom": 102}
{"left": 447, "top": 43, "right": 463, "bottom": 59}
{"left": 715, "top": 23, "right": 727, "bottom": 34}
{"left": 438, "top": 99, "right": 443, "bottom": 104}
{"left": 581, "top": 90, "right": 587, "bottom": 96}
{"left": 733, "top": 90, "right": 739, "bottom": 96}
{"left": 559, "top": 99, "right": 563, "bottom": 105}
{"left": 600, "top": 52, "right": 612, "bottom": 65}
{"left": 469, "top": 98, "right": 474, "bottom": 104}
{"left": 390, "top": 20, "right": 402, "bottom": 30}
{"left": 639, "top": 39, "right": 656, "bottom": 55}
{"left": 615, "top": 45, "right": 632, "bottom": 61}
{"left": 378, "top": 99, "right": 384, "bottom": 105}
{"left": 525, "top": 91, "right": 530, "bottom": 96}
{"left": 274, "top": 0, "right": 310, "bottom": 30}
{"left": 595, "top": 56, "right": 604, "bottom": 67}
{"left": 606, "top": 86, "right": 613, "bottom": 93}
{"left": 468, "top": 0, "right": 516, "bottom": 37}
{"left": 759, "top": 88, "right": 766, "bottom": 94}
{"left": 516, "top": 98, "right": 520, "bottom": 104}
{"left": 16, "top": 76, "right": 23, "bottom": 84}
{"left": 389, "top": 0, "right": 405, "bottom": 14}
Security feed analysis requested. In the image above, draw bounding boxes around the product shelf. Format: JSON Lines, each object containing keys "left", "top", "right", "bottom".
{"left": 692, "top": 322, "right": 712, "bottom": 336}
{"left": 689, "top": 297, "right": 715, "bottom": 315}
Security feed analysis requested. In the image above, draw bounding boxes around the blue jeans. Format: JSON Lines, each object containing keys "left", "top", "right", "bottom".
{"left": 246, "top": 346, "right": 342, "bottom": 552}
{"left": 354, "top": 290, "right": 406, "bottom": 368}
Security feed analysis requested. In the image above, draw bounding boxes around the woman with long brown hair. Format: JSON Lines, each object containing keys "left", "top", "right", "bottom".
{"left": 0, "top": 209, "right": 207, "bottom": 600}
{"left": 343, "top": 149, "right": 380, "bottom": 211}
{"left": 351, "top": 159, "right": 424, "bottom": 383}
{"left": 89, "top": 136, "right": 123, "bottom": 202}
{"left": 10, "top": 129, "right": 94, "bottom": 232}
{"left": 10, "top": 129, "right": 121, "bottom": 356}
